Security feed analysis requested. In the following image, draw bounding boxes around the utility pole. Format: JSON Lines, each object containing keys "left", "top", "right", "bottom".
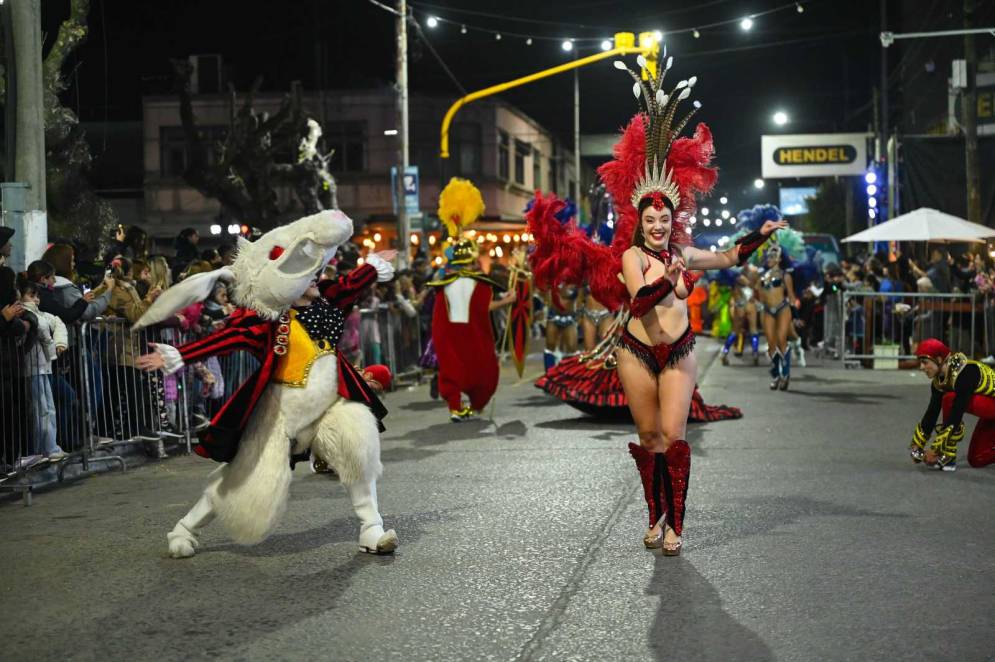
{"left": 879, "top": 0, "right": 889, "bottom": 224}
{"left": 395, "top": 0, "right": 411, "bottom": 268}
{"left": 573, "top": 64, "right": 581, "bottom": 217}
{"left": 963, "top": 0, "right": 981, "bottom": 225}
{"left": 8, "top": 0, "right": 47, "bottom": 270}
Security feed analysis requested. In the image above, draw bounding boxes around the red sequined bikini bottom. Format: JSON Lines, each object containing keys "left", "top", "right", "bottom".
{"left": 619, "top": 326, "right": 696, "bottom": 375}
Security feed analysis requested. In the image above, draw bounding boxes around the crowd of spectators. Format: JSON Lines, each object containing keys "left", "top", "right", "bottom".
{"left": 0, "top": 224, "right": 463, "bottom": 474}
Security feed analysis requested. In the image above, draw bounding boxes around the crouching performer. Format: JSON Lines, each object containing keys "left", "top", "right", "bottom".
{"left": 135, "top": 210, "right": 400, "bottom": 557}
{"left": 911, "top": 338, "right": 995, "bottom": 472}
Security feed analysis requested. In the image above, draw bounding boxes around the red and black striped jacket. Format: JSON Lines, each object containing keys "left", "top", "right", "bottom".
{"left": 179, "top": 264, "right": 387, "bottom": 463}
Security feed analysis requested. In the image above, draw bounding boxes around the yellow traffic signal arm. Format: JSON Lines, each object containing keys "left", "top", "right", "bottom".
{"left": 440, "top": 33, "right": 657, "bottom": 158}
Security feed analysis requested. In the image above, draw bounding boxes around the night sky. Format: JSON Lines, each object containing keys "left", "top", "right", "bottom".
{"left": 40, "top": 0, "right": 978, "bottom": 211}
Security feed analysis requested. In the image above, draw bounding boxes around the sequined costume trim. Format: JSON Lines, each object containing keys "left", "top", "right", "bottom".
{"left": 578, "top": 307, "right": 613, "bottom": 324}
{"left": 761, "top": 299, "right": 790, "bottom": 317}
{"left": 618, "top": 325, "right": 695, "bottom": 376}
{"left": 549, "top": 312, "right": 578, "bottom": 328}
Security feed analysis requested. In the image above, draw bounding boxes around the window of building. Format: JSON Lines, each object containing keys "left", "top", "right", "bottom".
{"left": 452, "top": 122, "right": 482, "bottom": 176}
{"left": 514, "top": 139, "right": 530, "bottom": 186}
{"left": 326, "top": 121, "right": 367, "bottom": 172}
{"left": 548, "top": 157, "right": 558, "bottom": 194}
{"left": 159, "top": 125, "right": 227, "bottom": 177}
{"left": 532, "top": 149, "right": 541, "bottom": 190}
{"left": 498, "top": 130, "right": 510, "bottom": 180}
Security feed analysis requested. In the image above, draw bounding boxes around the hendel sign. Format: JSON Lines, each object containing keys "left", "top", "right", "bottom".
{"left": 761, "top": 133, "right": 871, "bottom": 179}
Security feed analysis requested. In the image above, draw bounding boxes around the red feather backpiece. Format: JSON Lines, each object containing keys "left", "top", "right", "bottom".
{"left": 526, "top": 117, "right": 717, "bottom": 312}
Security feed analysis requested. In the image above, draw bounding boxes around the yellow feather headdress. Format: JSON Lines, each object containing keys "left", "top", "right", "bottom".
{"left": 438, "top": 177, "right": 485, "bottom": 238}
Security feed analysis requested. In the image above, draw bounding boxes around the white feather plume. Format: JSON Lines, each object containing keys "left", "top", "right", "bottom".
{"left": 613, "top": 60, "right": 627, "bottom": 70}
{"left": 633, "top": 82, "right": 641, "bottom": 98}
{"left": 637, "top": 55, "right": 647, "bottom": 68}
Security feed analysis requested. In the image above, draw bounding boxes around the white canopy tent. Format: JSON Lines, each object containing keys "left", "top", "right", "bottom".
{"left": 842, "top": 208, "right": 995, "bottom": 244}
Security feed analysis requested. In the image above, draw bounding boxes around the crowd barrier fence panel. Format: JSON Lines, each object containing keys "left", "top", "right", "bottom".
{"left": 839, "top": 291, "right": 981, "bottom": 364}
{"left": 359, "top": 305, "right": 422, "bottom": 387}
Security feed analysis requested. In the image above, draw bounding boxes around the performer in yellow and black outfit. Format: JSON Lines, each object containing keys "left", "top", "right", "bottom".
{"left": 911, "top": 338, "right": 995, "bottom": 471}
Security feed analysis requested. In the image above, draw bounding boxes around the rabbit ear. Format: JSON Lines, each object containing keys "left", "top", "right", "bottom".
{"left": 132, "top": 268, "right": 234, "bottom": 331}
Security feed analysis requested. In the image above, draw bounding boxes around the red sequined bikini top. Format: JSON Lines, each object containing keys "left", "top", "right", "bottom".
{"left": 638, "top": 245, "right": 698, "bottom": 299}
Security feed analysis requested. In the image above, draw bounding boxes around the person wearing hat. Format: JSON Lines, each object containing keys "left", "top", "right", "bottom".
{"left": 0, "top": 226, "right": 14, "bottom": 268}
{"left": 912, "top": 338, "right": 995, "bottom": 471}
{"left": 428, "top": 179, "right": 516, "bottom": 422}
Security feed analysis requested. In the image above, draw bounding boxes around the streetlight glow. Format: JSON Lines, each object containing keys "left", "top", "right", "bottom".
{"left": 426, "top": 16, "right": 439, "bottom": 28}
{"left": 754, "top": 178, "right": 765, "bottom": 189}
{"left": 721, "top": 210, "right": 730, "bottom": 219}
{"left": 600, "top": 39, "right": 612, "bottom": 51}
{"left": 653, "top": 30, "right": 663, "bottom": 41}
{"left": 866, "top": 184, "right": 878, "bottom": 196}
{"left": 701, "top": 207, "right": 710, "bottom": 216}
{"left": 773, "top": 111, "right": 789, "bottom": 126}
{"left": 561, "top": 40, "right": 574, "bottom": 51}
{"left": 868, "top": 197, "right": 877, "bottom": 208}
{"left": 740, "top": 17, "right": 754, "bottom": 31}
{"left": 719, "top": 196, "right": 728, "bottom": 205}
{"left": 865, "top": 172, "right": 877, "bottom": 184}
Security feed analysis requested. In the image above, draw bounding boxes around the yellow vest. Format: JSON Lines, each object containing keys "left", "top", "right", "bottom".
{"left": 271, "top": 310, "right": 336, "bottom": 388}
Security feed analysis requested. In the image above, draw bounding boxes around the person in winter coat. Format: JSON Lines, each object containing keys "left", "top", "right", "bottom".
{"left": 18, "top": 278, "right": 69, "bottom": 460}
{"left": 1, "top": 265, "right": 36, "bottom": 469}
{"left": 105, "top": 257, "right": 161, "bottom": 441}
{"left": 36, "top": 248, "right": 116, "bottom": 324}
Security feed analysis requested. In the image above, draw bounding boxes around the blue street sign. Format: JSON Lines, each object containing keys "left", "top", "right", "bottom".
{"left": 391, "top": 165, "right": 420, "bottom": 216}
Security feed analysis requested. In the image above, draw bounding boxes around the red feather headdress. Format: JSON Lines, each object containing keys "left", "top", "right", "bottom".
{"left": 526, "top": 52, "right": 717, "bottom": 311}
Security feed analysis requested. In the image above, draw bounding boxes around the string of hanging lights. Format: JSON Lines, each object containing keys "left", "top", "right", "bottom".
{"left": 407, "top": 1, "right": 814, "bottom": 49}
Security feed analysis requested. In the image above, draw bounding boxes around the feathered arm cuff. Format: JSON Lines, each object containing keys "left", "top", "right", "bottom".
{"left": 630, "top": 276, "right": 674, "bottom": 318}
{"left": 734, "top": 231, "right": 768, "bottom": 266}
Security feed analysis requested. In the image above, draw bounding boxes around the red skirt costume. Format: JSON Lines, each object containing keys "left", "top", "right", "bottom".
{"left": 431, "top": 274, "right": 500, "bottom": 413}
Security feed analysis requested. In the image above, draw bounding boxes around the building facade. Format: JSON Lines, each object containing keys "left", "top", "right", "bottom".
{"left": 142, "top": 87, "right": 589, "bottom": 246}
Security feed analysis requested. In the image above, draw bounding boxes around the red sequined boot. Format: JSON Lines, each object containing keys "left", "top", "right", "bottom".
{"left": 661, "top": 440, "right": 691, "bottom": 538}
{"left": 627, "top": 442, "right": 663, "bottom": 528}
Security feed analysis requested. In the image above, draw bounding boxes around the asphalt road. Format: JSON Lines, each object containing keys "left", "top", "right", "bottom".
{"left": 1, "top": 339, "right": 993, "bottom": 661}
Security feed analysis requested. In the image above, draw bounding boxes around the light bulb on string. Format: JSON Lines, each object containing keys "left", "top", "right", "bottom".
{"left": 561, "top": 40, "right": 574, "bottom": 52}
{"left": 426, "top": 16, "right": 438, "bottom": 28}
{"left": 740, "top": 17, "right": 754, "bottom": 31}
{"left": 796, "top": 2, "right": 804, "bottom": 12}
{"left": 693, "top": 29, "right": 700, "bottom": 38}
{"left": 600, "top": 39, "right": 612, "bottom": 51}
{"left": 460, "top": 25, "right": 467, "bottom": 34}
{"left": 526, "top": 37, "right": 532, "bottom": 45}
{"left": 495, "top": 32, "right": 502, "bottom": 40}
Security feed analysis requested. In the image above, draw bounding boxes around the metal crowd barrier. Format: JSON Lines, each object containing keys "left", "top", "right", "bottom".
{"left": 0, "top": 318, "right": 195, "bottom": 504}
{"left": 2, "top": 294, "right": 424, "bottom": 504}
{"left": 838, "top": 290, "right": 986, "bottom": 364}
{"left": 359, "top": 303, "right": 422, "bottom": 386}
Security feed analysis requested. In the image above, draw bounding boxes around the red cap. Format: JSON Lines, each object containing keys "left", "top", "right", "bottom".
{"left": 914, "top": 338, "right": 950, "bottom": 361}
{"left": 363, "top": 364, "right": 392, "bottom": 390}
